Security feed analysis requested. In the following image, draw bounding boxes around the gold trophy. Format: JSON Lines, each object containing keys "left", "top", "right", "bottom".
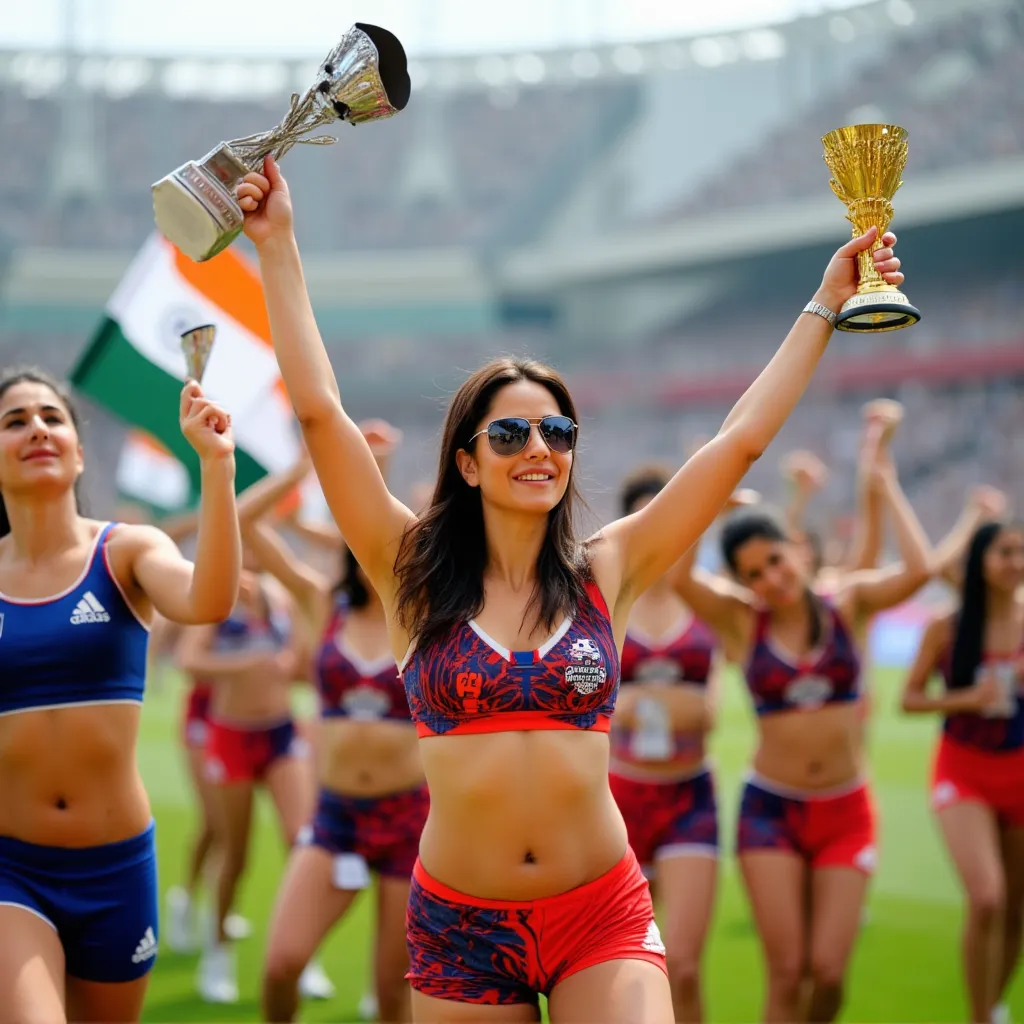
{"left": 822, "top": 124, "right": 920, "bottom": 332}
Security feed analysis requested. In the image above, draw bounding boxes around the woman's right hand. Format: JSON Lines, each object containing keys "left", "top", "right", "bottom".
{"left": 962, "top": 671, "right": 1008, "bottom": 714}
{"left": 237, "top": 155, "right": 294, "bottom": 248}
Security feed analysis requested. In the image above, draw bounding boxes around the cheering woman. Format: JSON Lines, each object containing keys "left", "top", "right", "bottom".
{"left": 901, "top": 516, "right": 1024, "bottom": 1024}
{"left": 0, "top": 368, "right": 239, "bottom": 1023}
{"left": 672, "top": 441, "right": 930, "bottom": 1024}
{"left": 238, "top": 154, "right": 904, "bottom": 1023}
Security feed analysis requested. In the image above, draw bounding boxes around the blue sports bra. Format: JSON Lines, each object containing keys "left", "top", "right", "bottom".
{"left": 0, "top": 523, "right": 148, "bottom": 716}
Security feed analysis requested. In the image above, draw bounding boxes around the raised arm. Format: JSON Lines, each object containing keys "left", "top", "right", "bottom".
{"left": 843, "top": 400, "right": 903, "bottom": 572}
{"left": 176, "top": 621, "right": 292, "bottom": 680}
{"left": 237, "top": 158, "right": 414, "bottom": 593}
{"left": 130, "top": 382, "right": 241, "bottom": 624}
{"left": 781, "top": 450, "right": 828, "bottom": 544}
{"left": 932, "top": 486, "right": 1007, "bottom": 589}
{"left": 842, "top": 450, "right": 931, "bottom": 621}
{"left": 900, "top": 613, "right": 1000, "bottom": 716}
{"left": 665, "top": 542, "right": 753, "bottom": 662}
{"left": 598, "top": 227, "right": 904, "bottom": 603}
{"left": 237, "top": 455, "right": 311, "bottom": 526}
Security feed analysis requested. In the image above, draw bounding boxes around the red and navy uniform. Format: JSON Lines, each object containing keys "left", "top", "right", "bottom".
{"left": 204, "top": 604, "right": 304, "bottom": 785}
{"left": 303, "top": 597, "right": 427, "bottom": 885}
{"left": 737, "top": 600, "right": 876, "bottom": 874}
{"left": 316, "top": 597, "right": 411, "bottom": 722}
{"left": 402, "top": 581, "right": 666, "bottom": 1006}
{"left": 610, "top": 617, "right": 719, "bottom": 867}
{"left": 932, "top": 646, "right": 1024, "bottom": 825}
{"left": 182, "top": 680, "right": 213, "bottom": 750}
{"left": 402, "top": 581, "right": 619, "bottom": 737}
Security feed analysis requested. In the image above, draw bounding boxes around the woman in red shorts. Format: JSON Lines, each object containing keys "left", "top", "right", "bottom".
{"left": 237, "top": 153, "right": 904, "bottom": 1022}
{"left": 231, "top": 430, "right": 428, "bottom": 1024}
{"left": 176, "top": 554, "right": 315, "bottom": 1004}
{"left": 673, "top": 442, "right": 930, "bottom": 1024}
{"left": 609, "top": 466, "right": 758, "bottom": 1023}
{"left": 901, "top": 518, "right": 1024, "bottom": 1024}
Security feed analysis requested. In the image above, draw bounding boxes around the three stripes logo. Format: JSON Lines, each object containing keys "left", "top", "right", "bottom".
{"left": 70, "top": 591, "right": 111, "bottom": 625}
{"left": 131, "top": 926, "right": 158, "bottom": 964}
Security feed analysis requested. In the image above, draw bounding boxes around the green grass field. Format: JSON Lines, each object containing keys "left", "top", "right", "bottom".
{"left": 138, "top": 667, "right": 1023, "bottom": 1023}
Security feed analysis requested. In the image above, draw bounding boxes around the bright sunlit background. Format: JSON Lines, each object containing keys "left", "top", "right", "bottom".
{"left": 1, "top": 0, "right": 1022, "bottom": 1020}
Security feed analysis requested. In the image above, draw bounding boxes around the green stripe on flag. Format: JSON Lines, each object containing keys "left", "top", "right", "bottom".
{"left": 71, "top": 317, "right": 267, "bottom": 494}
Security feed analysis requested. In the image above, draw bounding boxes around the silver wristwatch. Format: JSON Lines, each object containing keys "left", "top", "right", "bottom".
{"left": 803, "top": 300, "right": 837, "bottom": 327}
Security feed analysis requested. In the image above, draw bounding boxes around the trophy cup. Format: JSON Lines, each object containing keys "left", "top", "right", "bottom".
{"left": 822, "top": 124, "right": 921, "bottom": 332}
{"left": 181, "top": 324, "right": 216, "bottom": 382}
{"left": 152, "top": 24, "right": 410, "bottom": 263}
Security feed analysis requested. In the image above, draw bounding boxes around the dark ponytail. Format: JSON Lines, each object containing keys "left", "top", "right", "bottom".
{"left": 949, "top": 521, "right": 1004, "bottom": 689}
{"left": 0, "top": 367, "right": 85, "bottom": 539}
{"left": 721, "top": 508, "right": 823, "bottom": 648}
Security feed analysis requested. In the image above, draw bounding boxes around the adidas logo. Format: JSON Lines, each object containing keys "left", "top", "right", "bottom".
{"left": 70, "top": 591, "right": 110, "bottom": 625}
{"left": 131, "top": 926, "right": 158, "bottom": 964}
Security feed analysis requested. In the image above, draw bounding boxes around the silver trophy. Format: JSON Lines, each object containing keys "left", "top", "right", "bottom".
{"left": 181, "top": 324, "right": 216, "bottom": 382}
{"left": 152, "top": 23, "right": 410, "bottom": 262}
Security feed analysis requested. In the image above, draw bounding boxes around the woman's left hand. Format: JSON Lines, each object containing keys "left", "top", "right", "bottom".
{"left": 815, "top": 226, "right": 903, "bottom": 313}
{"left": 180, "top": 380, "right": 235, "bottom": 462}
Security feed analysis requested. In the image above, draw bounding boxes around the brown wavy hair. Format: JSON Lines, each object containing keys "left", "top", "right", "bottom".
{"left": 395, "top": 357, "right": 589, "bottom": 650}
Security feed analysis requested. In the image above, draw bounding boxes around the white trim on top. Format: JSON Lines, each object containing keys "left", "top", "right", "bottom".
{"left": 102, "top": 532, "right": 151, "bottom": 632}
{"left": 0, "top": 522, "right": 108, "bottom": 605}
{"left": 625, "top": 609, "right": 694, "bottom": 649}
{"left": 336, "top": 631, "right": 398, "bottom": 677}
{"left": 0, "top": 697, "right": 143, "bottom": 718}
{"left": 469, "top": 616, "right": 573, "bottom": 663}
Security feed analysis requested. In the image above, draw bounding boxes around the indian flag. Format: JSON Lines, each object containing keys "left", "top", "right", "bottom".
{"left": 71, "top": 233, "right": 298, "bottom": 494}
{"left": 116, "top": 429, "right": 192, "bottom": 512}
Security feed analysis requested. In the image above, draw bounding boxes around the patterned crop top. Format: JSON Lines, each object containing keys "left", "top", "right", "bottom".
{"left": 619, "top": 616, "right": 716, "bottom": 688}
{"left": 316, "top": 597, "right": 409, "bottom": 722}
{"left": 744, "top": 600, "right": 861, "bottom": 716}
{"left": 401, "top": 581, "right": 619, "bottom": 737}
{"left": 612, "top": 615, "right": 717, "bottom": 765}
{"left": 941, "top": 645, "right": 1024, "bottom": 753}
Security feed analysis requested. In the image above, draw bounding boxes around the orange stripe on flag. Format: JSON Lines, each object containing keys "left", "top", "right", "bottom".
{"left": 172, "top": 242, "right": 272, "bottom": 347}
{"left": 128, "top": 428, "right": 174, "bottom": 457}
{"left": 170, "top": 241, "right": 290, "bottom": 402}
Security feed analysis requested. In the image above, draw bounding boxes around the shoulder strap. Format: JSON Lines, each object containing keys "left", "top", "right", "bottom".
{"left": 583, "top": 579, "right": 610, "bottom": 621}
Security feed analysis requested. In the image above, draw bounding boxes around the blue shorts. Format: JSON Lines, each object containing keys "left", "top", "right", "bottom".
{"left": 0, "top": 822, "right": 159, "bottom": 982}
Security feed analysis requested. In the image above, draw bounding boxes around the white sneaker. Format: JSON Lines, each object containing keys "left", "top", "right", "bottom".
{"left": 224, "top": 912, "right": 253, "bottom": 941}
{"left": 164, "top": 886, "right": 198, "bottom": 954}
{"left": 299, "top": 958, "right": 336, "bottom": 1000}
{"left": 197, "top": 943, "right": 239, "bottom": 1004}
{"left": 992, "top": 1003, "right": 1011, "bottom": 1024}
{"left": 357, "top": 990, "right": 379, "bottom": 1020}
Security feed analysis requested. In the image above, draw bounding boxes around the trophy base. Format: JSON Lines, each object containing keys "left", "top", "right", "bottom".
{"left": 835, "top": 289, "right": 921, "bottom": 333}
{"left": 152, "top": 149, "right": 246, "bottom": 263}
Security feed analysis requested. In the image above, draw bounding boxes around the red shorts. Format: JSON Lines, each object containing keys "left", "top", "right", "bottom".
{"left": 182, "top": 682, "right": 213, "bottom": 750}
{"left": 609, "top": 767, "right": 718, "bottom": 870}
{"left": 737, "top": 774, "right": 878, "bottom": 875}
{"left": 204, "top": 717, "right": 308, "bottom": 785}
{"left": 932, "top": 735, "right": 1024, "bottom": 826}
{"left": 405, "top": 847, "right": 667, "bottom": 1006}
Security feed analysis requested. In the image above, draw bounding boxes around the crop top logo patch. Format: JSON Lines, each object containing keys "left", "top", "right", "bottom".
{"left": 341, "top": 685, "right": 393, "bottom": 721}
{"left": 566, "top": 636, "right": 607, "bottom": 695}
{"left": 784, "top": 674, "right": 834, "bottom": 709}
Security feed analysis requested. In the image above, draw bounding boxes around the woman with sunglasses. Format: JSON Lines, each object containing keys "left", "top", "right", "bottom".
{"left": 237, "top": 155, "right": 904, "bottom": 1023}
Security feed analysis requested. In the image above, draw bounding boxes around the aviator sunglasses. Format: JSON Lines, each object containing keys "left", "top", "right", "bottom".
{"left": 468, "top": 415, "right": 578, "bottom": 457}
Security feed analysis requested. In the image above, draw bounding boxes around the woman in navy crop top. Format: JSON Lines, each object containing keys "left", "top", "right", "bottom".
{"left": 901, "top": 518, "right": 1024, "bottom": 1024}
{"left": 229, "top": 436, "right": 427, "bottom": 1024}
{"left": 672, "top": 437, "right": 931, "bottom": 1024}
{"left": 0, "top": 368, "right": 240, "bottom": 1023}
{"left": 240, "top": 154, "right": 907, "bottom": 1023}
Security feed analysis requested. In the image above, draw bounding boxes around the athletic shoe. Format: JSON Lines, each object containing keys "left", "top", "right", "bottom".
{"left": 224, "top": 912, "right": 253, "bottom": 941}
{"left": 197, "top": 942, "right": 239, "bottom": 1004}
{"left": 299, "top": 958, "right": 336, "bottom": 1000}
{"left": 358, "top": 990, "right": 380, "bottom": 1020}
{"left": 992, "top": 1003, "right": 1010, "bottom": 1024}
{"left": 164, "top": 886, "right": 198, "bottom": 954}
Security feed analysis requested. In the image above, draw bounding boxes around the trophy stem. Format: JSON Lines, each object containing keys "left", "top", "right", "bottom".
{"left": 846, "top": 197, "right": 894, "bottom": 295}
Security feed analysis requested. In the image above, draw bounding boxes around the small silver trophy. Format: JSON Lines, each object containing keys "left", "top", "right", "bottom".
{"left": 152, "top": 23, "right": 409, "bottom": 262}
{"left": 181, "top": 324, "right": 216, "bottom": 382}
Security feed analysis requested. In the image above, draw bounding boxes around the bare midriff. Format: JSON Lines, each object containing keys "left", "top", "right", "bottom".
{"left": 0, "top": 703, "right": 150, "bottom": 845}
{"left": 317, "top": 717, "right": 424, "bottom": 796}
{"left": 416, "top": 729, "right": 627, "bottom": 899}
